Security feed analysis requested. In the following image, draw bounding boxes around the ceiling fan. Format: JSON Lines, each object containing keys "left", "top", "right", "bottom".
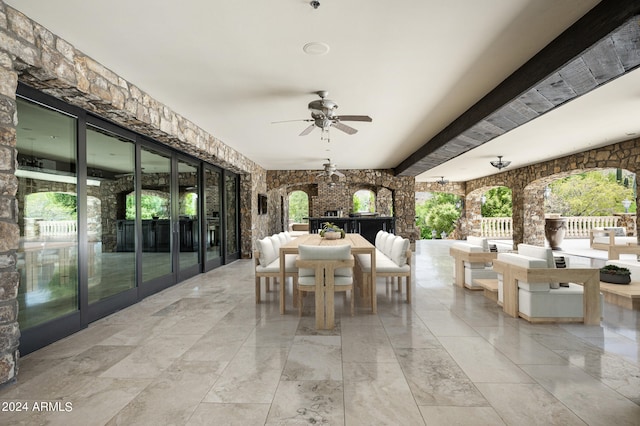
{"left": 274, "top": 91, "right": 372, "bottom": 136}
{"left": 317, "top": 158, "right": 345, "bottom": 178}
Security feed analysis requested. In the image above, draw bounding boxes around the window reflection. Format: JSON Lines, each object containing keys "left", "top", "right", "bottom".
{"left": 86, "top": 126, "right": 136, "bottom": 303}
{"left": 141, "top": 147, "right": 173, "bottom": 282}
{"left": 16, "top": 98, "right": 78, "bottom": 329}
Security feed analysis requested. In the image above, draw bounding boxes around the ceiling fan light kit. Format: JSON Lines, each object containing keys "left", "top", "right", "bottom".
{"left": 273, "top": 90, "right": 372, "bottom": 136}
{"left": 490, "top": 155, "right": 511, "bottom": 170}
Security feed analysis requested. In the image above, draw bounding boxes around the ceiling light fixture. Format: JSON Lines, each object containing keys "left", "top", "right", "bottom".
{"left": 310, "top": 1, "right": 320, "bottom": 9}
{"left": 303, "top": 42, "right": 330, "bottom": 55}
{"left": 490, "top": 155, "right": 511, "bottom": 170}
{"left": 436, "top": 176, "right": 449, "bottom": 185}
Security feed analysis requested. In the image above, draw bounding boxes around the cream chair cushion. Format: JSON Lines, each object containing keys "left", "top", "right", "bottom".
{"left": 257, "top": 237, "right": 276, "bottom": 266}
{"left": 298, "top": 244, "right": 353, "bottom": 286}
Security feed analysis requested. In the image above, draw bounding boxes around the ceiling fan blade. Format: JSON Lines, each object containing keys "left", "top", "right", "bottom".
{"left": 299, "top": 124, "right": 315, "bottom": 136}
{"left": 271, "top": 119, "right": 312, "bottom": 124}
{"left": 336, "top": 115, "right": 372, "bottom": 122}
{"left": 332, "top": 121, "right": 358, "bottom": 135}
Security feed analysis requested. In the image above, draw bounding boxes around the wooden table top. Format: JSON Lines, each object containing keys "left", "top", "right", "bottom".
{"left": 281, "top": 233, "right": 374, "bottom": 252}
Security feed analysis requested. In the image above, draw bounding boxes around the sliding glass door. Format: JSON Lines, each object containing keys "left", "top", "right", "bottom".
{"left": 15, "top": 98, "right": 79, "bottom": 331}
{"left": 225, "top": 172, "right": 240, "bottom": 261}
{"left": 86, "top": 124, "right": 136, "bottom": 312}
{"left": 177, "top": 157, "right": 201, "bottom": 280}
{"left": 15, "top": 84, "right": 241, "bottom": 354}
{"left": 139, "top": 145, "right": 174, "bottom": 295}
{"left": 203, "top": 166, "right": 222, "bottom": 270}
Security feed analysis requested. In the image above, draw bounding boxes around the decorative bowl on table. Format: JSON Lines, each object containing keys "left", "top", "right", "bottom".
{"left": 599, "top": 265, "right": 631, "bottom": 285}
{"left": 319, "top": 222, "right": 345, "bottom": 239}
{"left": 323, "top": 230, "right": 342, "bottom": 240}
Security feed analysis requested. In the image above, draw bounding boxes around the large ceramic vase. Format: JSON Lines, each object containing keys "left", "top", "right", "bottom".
{"left": 545, "top": 217, "right": 567, "bottom": 250}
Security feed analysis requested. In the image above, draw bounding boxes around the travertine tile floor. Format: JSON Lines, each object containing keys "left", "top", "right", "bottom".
{"left": 1, "top": 240, "right": 639, "bottom": 425}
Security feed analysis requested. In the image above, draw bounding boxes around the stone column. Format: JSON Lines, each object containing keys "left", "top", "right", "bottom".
{"left": 0, "top": 61, "right": 20, "bottom": 385}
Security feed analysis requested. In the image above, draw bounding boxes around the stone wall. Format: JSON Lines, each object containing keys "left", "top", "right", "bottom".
{"left": 266, "top": 169, "right": 418, "bottom": 241}
{"left": 462, "top": 139, "right": 640, "bottom": 247}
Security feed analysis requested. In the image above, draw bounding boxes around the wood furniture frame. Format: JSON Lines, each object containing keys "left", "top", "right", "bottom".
{"left": 296, "top": 255, "right": 355, "bottom": 329}
{"left": 473, "top": 278, "right": 500, "bottom": 303}
{"left": 492, "top": 260, "right": 601, "bottom": 325}
{"left": 279, "top": 233, "right": 376, "bottom": 315}
{"left": 598, "top": 280, "right": 640, "bottom": 310}
{"left": 355, "top": 248, "right": 412, "bottom": 313}
{"left": 253, "top": 250, "right": 298, "bottom": 304}
{"left": 589, "top": 229, "right": 640, "bottom": 260}
{"left": 449, "top": 246, "right": 497, "bottom": 288}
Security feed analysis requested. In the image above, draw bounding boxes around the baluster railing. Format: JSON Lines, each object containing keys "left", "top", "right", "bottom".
{"left": 37, "top": 220, "right": 78, "bottom": 237}
{"left": 479, "top": 215, "right": 624, "bottom": 239}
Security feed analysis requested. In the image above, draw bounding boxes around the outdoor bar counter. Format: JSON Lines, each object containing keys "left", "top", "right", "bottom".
{"left": 307, "top": 216, "right": 395, "bottom": 244}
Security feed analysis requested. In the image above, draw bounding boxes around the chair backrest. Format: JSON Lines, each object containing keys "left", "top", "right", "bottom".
{"left": 297, "top": 244, "right": 353, "bottom": 278}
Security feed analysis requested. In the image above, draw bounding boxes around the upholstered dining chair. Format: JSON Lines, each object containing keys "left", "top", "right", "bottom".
{"left": 295, "top": 244, "right": 355, "bottom": 329}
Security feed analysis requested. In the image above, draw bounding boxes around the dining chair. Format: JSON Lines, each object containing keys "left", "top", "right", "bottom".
{"left": 295, "top": 244, "right": 355, "bottom": 329}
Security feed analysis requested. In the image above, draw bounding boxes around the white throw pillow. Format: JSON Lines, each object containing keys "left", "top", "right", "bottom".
{"left": 467, "top": 236, "right": 489, "bottom": 251}
{"left": 377, "top": 232, "right": 389, "bottom": 250}
{"left": 277, "top": 232, "right": 288, "bottom": 245}
{"left": 257, "top": 237, "right": 276, "bottom": 266}
{"left": 269, "top": 235, "right": 282, "bottom": 256}
{"left": 390, "top": 237, "right": 410, "bottom": 266}
{"left": 383, "top": 234, "right": 395, "bottom": 257}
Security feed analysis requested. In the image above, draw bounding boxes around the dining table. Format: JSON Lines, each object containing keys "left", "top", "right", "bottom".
{"left": 278, "top": 233, "right": 376, "bottom": 315}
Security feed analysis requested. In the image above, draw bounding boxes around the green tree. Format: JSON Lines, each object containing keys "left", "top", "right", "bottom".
{"left": 481, "top": 186, "right": 512, "bottom": 217}
{"left": 547, "top": 171, "right": 635, "bottom": 216}
{"left": 126, "top": 193, "right": 169, "bottom": 219}
{"left": 25, "top": 192, "right": 77, "bottom": 220}
{"left": 288, "top": 190, "right": 308, "bottom": 223}
{"left": 415, "top": 192, "right": 461, "bottom": 239}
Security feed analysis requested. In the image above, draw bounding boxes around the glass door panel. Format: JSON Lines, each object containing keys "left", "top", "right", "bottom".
{"left": 141, "top": 147, "right": 173, "bottom": 283}
{"left": 86, "top": 126, "right": 135, "bottom": 304}
{"left": 204, "top": 166, "right": 221, "bottom": 268}
{"left": 178, "top": 158, "right": 200, "bottom": 277}
{"left": 225, "top": 173, "right": 239, "bottom": 260}
{"left": 15, "top": 98, "right": 79, "bottom": 329}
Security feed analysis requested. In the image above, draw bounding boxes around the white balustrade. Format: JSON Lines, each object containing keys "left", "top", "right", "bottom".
{"left": 479, "top": 215, "right": 627, "bottom": 239}
{"left": 37, "top": 220, "right": 77, "bottom": 237}
{"left": 480, "top": 217, "right": 512, "bottom": 239}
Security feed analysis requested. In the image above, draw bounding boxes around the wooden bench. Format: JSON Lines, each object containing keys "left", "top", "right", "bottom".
{"left": 598, "top": 281, "right": 640, "bottom": 310}
{"left": 473, "top": 278, "right": 499, "bottom": 304}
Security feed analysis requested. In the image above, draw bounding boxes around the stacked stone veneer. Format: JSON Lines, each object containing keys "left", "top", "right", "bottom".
{"left": 266, "top": 169, "right": 418, "bottom": 241}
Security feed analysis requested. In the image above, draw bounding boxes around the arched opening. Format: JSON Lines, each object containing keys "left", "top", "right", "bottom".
{"left": 353, "top": 189, "right": 375, "bottom": 213}
{"left": 288, "top": 190, "right": 309, "bottom": 230}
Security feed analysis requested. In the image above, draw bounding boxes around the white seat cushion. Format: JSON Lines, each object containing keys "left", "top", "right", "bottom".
{"left": 466, "top": 236, "right": 489, "bottom": 251}
{"left": 256, "top": 254, "right": 297, "bottom": 274}
{"left": 519, "top": 283, "right": 604, "bottom": 318}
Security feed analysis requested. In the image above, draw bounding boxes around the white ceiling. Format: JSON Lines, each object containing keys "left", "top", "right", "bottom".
{"left": 9, "top": 0, "right": 638, "bottom": 183}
